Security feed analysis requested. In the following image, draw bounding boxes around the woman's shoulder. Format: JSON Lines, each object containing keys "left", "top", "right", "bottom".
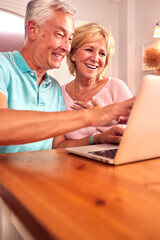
{"left": 106, "top": 77, "right": 130, "bottom": 91}
{"left": 107, "top": 77, "right": 126, "bottom": 87}
{"left": 61, "top": 80, "right": 73, "bottom": 92}
{"left": 107, "top": 77, "right": 132, "bottom": 99}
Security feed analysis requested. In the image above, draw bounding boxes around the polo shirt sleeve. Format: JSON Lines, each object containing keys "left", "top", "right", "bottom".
{"left": 57, "top": 84, "right": 66, "bottom": 112}
{"left": 49, "top": 76, "right": 66, "bottom": 112}
{"left": 60, "top": 92, "right": 66, "bottom": 111}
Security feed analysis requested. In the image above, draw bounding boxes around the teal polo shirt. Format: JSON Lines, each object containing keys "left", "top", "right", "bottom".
{"left": 0, "top": 51, "right": 66, "bottom": 153}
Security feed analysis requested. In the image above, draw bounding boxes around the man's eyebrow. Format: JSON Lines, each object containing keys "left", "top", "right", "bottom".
{"left": 56, "top": 26, "right": 65, "bottom": 31}
{"left": 55, "top": 26, "right": 74, "bottom": 35}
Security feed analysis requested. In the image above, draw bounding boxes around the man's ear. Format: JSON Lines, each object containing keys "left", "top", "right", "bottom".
{"left": 27, "top": 20, "right": 39, "bottom": 40}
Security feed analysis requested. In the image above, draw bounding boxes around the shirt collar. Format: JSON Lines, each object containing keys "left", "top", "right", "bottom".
{"left": 12, "top": 51, "right": 51, "bottom": 84}
{"left": 12, "top": 51, "right": 30, "bottom": 73}
{"left": 43, "top": 72, "right": 52, "bottom": 85}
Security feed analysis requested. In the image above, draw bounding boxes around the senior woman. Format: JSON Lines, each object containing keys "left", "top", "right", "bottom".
{"left": 53, "top": 22, "right": 132, "bottom": 148}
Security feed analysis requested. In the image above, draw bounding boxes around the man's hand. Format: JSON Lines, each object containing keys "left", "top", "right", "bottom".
{"left": 88, "top": 97, "right": 135, "bottom": 127}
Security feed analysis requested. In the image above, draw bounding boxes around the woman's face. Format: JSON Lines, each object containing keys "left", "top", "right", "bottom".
{"left": 72, "top": 37, "right": 107, "bottom": 80}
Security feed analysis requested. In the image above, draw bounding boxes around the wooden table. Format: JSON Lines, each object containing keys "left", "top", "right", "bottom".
{"left": 0, "top": 148, "right": 160, "bottom": 240}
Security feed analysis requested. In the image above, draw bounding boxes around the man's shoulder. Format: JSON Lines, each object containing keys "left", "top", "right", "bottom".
{"left": 47, "top": 74, "right": 61, "bottom": 87}
{"left": 0, "top": 51, "right": 9, "bottom": 60}
{"left": 0, "top": 53, "right": 11, "bottom": 74}
{"left": 0, "top": 51, "right": 14, "bottom": 65}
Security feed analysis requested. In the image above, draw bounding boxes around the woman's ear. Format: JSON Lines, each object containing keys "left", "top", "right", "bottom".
{"left": 70, "top": 49, "right": 76, "bottom": 61}
{"left": 27, "top": 20, "right": 39, "bottom": 40}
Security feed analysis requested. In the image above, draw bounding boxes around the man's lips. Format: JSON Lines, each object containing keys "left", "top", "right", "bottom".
{"left": 52, "top": 53, "right": 64, "bottom": 60}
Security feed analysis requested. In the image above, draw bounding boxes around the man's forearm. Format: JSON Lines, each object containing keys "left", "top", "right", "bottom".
{"left": 0, "top": 97, "right": 134, "bottom": 145}
{"left": 0, "top": 109, "right": 90, "bottom": 145}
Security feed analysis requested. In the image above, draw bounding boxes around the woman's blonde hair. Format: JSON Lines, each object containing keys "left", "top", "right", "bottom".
{"left": 67, "top": 22, "right": 115, "bottom": 79}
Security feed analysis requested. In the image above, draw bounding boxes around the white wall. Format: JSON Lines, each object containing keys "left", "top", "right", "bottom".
{"left": 135, "top": 0, "right": 160, "bottom": 92}
{"left": 118, "top": 0, "right": 160, "bottom": 94}
{"left": 118, "top": 0, "right": 136, "bottom": 94}
{"left": 0, "top": 10, "right": 24, "bottom": 51}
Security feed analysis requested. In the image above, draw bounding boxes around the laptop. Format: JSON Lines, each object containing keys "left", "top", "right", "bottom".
{"left": 66, "top": 74, "right": 160, "bottom": 165}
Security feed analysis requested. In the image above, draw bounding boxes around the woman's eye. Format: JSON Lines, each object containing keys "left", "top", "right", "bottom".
{"left": 85, "top": 48, "right": 92, "bottom": 52}
{"left": 100, "top": 52, "right": 106, "bottom": 56}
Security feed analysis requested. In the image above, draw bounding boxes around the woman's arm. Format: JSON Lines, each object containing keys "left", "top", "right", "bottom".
{"left": 53, "top": 125, "right": 125, "bottom": 148}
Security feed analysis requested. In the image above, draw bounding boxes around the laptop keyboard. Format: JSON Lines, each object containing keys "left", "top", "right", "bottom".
{"left": 88, "top": 148, "right": 118, "bottom": 159}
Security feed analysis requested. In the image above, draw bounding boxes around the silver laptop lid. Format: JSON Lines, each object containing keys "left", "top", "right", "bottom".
{"left": 114, "top": 74, "right": 160, "bottom": 165}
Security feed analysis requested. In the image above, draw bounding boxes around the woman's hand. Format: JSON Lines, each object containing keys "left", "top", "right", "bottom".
{"left": 94, "top": 125, "right": 126, "bottom": 144}
{"left": 71, "top": 97, "right": 102, "bottom": 110}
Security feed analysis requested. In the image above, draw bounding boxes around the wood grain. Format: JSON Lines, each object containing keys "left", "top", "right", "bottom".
{"left": 0, "top": 149, "right": 160, "bottom": 240}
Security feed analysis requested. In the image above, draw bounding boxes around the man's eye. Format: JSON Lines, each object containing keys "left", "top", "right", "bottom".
{"left": 68, "top": 37, "right": 73, "bottom": 43}
{"left": 57, "top": 33, "right": 63, "bottom": 38}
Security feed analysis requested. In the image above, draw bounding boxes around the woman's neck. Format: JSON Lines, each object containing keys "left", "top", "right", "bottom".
{"left": 74, "top": 76, "right": 97, "bottom": 88}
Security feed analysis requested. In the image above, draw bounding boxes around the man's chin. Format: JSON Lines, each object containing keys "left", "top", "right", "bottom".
{"left": 54, "top": 65, "right": 61, "bottom": 69}
{"left": 48, "top": 64, "right": 61, "bottom": 70}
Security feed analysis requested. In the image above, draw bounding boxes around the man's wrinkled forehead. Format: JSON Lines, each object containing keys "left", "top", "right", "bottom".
{"left": 50, "top": 9, "right": 75, "bottom": 32}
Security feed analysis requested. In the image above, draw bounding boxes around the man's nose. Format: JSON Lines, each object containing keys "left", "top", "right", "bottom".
{"left": 61, "top": 38, "right": 71, "bottom": 53}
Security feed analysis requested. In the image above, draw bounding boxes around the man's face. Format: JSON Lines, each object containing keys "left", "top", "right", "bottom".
{"left": 33, "top": 10, "right": 75, "bottom": 71}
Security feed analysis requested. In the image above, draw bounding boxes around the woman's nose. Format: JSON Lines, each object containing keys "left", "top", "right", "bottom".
{"left": 90, "top": 51, "right": 99, "bottom": 62}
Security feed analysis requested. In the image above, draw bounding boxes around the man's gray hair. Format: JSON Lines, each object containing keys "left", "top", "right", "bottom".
{"left": 25, "top": 0, "right": 76, "bottom": 40}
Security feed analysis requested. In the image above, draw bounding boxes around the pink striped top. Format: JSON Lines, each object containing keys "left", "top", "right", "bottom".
{"left": 61, "top": 77, "right": 133, "bottom": 139}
